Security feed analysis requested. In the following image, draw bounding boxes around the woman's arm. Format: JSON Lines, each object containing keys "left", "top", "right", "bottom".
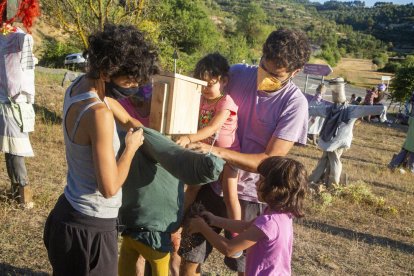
{"left": 106, "top": 97, "right": 143, "bottom": 130}
{"left": 89, "top": 107, "right": 144, "bottom": 198}
{"left": 176, "top": 109, "right": 230, "bottom": 147}
{"left": 189, "top": 217, "right": 264, "bottom": 257}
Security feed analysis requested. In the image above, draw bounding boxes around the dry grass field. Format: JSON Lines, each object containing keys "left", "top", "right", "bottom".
{"left": 330, "top": 58, "right": 393, "bottom": 89}
{"left": 0, "top": 69, "right": 413, "bottom": 275}
{"left": 309, "top": 57, "right": 393, "bottom": 90}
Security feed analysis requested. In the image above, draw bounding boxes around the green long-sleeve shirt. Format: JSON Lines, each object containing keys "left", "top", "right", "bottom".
{"left": 119, "top": 127, "right": 225, "bottom": 252}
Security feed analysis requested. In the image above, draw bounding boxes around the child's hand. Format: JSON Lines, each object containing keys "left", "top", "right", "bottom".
{"left": 171, "top": 227, "right": 182, "bottom": 253}
{"left": 125, "top": 128, "right": 144, "bottom": 152}
{"left": 176, "top": 136, "right": 191, "bottom": 147}
{"left": 186, "top": 142, "right": 212, "bottom": 155}
{"left": 188, "top": 217, "right": 208, "bottom": 235}
{"left": 200, "top": 211, "right": 216, "bottom": 226}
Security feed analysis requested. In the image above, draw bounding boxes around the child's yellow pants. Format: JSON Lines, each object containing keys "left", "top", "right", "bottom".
{"left": 118, "top": 235, "right": 170, "bottom": 276}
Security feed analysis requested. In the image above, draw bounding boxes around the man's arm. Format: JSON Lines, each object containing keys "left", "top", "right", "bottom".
{"left": 189, "top": 136, "right": 294, "bottom": 173}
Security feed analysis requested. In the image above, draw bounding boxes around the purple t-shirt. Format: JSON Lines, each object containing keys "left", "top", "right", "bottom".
{"left": 246, "top": 210, "right": 293, "bottom": 276}
{"left": 212, "top": 64, "right": 308, "bottom": 202}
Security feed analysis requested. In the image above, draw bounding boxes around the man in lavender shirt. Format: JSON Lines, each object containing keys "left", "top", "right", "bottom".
{"left": 180, "top": 29, "right": 310, "bottom": 275}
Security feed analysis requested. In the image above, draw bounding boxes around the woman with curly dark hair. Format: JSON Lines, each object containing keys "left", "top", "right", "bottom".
{"left": 43, "top": 23, "right": 158, "bottom": 276}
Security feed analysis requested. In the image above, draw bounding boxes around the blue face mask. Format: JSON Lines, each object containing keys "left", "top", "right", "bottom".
{"left": 134, "top": 85, "right": 153, "bottom": 101}
{"left": 106, "top": 81, "right": 140, "bottom": 99}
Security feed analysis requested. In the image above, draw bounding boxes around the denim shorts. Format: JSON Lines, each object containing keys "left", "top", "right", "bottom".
{"left": 179, "top": 184, "right": 264, "bottom": 272}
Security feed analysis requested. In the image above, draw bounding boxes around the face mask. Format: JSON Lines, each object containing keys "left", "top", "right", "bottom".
{"left": 257, "top": 66, "right": 290, "bottom": 92}
{"left": 133, "top": 85, "right": 152, "bottom": 101}
{"left": 106, "top": 81, "right": 140, "bottom": 99}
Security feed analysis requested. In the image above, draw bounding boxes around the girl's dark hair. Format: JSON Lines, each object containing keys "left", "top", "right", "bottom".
{"left": 262, "top": 28, "right": 311, "bottom": 73}
{"left": 193, "top": 52, "right": 229, "bottom": 81}
{"left": 257, "top": 157, "right": 308, "bottom": 218}
{"left": 86, "top": 23, "right": 159, "bottom": 84}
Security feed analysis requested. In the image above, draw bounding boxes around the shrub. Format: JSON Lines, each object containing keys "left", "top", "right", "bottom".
{"left": 379, "top": 62, "right": 402, "bottom": 73}
{"left": 39, "top": 38, "right": 81, "bottom": 68}
{"left": 372, "top": 57, "right": 384, "bottom": 68}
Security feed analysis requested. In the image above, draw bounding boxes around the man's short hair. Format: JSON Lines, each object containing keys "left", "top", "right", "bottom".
{"left": 262, "top": 29, "right": 311, "bottom": 72}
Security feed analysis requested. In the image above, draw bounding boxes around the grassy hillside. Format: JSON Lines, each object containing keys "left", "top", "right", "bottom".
{"left": 205, "top": 0, "right": 387, "bottom": 63}
{"left": 0, "top": 67, "right": 413, "bottom": 275}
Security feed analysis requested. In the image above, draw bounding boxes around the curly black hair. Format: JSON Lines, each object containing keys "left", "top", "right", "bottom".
{"left": 193, "top": 52, "right": 229, "bottom": 81}
{"left": 262, "top": 29, "right": 311, "bottom": 72}
{"left": 257, "top": 157, "right": 308, "bottom": 218}
{"left": 86, "top": 23, "right": 159, "bottom": 84}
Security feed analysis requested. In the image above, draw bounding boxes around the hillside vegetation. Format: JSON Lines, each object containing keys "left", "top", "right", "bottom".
{"left": 315, "top": 1, "right": 414, "bottom": 51}
{"left": 38, "top": 0, "right": 411, "bottom": 71}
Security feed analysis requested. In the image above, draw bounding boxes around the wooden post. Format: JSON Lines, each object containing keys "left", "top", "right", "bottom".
{"left": 304, "top": 74, "right": 309, "bottom": 93}
{"left": 150, "top": 82, "right": 169, "bottom": 133}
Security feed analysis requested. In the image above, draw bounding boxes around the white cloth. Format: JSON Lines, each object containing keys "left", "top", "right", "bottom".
{"left": 309, "top": 104, "right": 385, "bottom": 151}
{"left": 0, "top": 28, "right": 36, "bottom": 103}
{"left": 0, "top": 28, "right": 35, "bottom": 156}
{"left": 0, "top": 103, "right": 34, "bottom": 156}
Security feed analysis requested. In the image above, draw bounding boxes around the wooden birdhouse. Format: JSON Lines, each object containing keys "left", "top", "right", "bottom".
{"left": 149, "top": 72, "right": 207, "bottom": 135}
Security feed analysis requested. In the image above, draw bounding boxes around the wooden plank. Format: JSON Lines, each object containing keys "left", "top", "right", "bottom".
{"left": 149, "top": 82, "right": 169, "bottom": 133}
{"left": 167, "top": 78, "right": 201, "bottom": 134}
{"left": 156, "top": 72, "right": 207, "bottom": 86}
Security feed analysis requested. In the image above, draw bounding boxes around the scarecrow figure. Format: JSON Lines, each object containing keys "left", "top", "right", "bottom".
{"left": 308, "top": 77, "right": 385, "bottom": 187}
{"left": 0, "top": 0, "right": 40, "bottom": 208}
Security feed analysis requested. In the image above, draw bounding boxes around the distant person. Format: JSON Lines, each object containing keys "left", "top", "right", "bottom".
{"left": 373, "top": 83, "right": 391, "bottom": 123}
{"left": 363, "top": 86, "right": 378, "bottom": 122}
{"left": 308, "top": 83, "right": 327, "bottom": 145}
{"left": 388, "top": 113, "right": 414, "bottom": 174}
{"left": 410, "top": 90, "right": 414, "bottom": 116}
{"left": 176, "top": 53, "right": 241, "bottom": 245}
{"left": 374, "top": 83, "right": 387, "bottom": 104}
{"left": 350, "top": 94, "right": 362, "bottom": 105}
{"left": 364, "top": 87, "right": 378, "bottom": 106}
{"left": 43, "top": 24, "right": 157, "bottom": 276}
{"left": 180, "top": 28, "right": 310, "bottom": 276}
{"left": 350, "top": 93, "right": 356, "bottom": 103}
{"left": 187, "top": 157, "right": 308, "bottom": 276}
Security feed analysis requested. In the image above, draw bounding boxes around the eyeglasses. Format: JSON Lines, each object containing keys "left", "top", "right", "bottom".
{"left": 259, "top": 57, "right": 291, "bottom": 82}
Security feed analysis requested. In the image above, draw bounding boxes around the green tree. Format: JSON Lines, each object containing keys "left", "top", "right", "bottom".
{"left": 237, "top": 2, "right": 267, "bottom": 46}
{"left": 39, "top": 38, "right": 81, "bottom": 68}
{"left": 403, "top": 55, "right": 414, "bottom": 67}
{"left": 223, "top": 35, "right": 249, "bottom": 65}
{"left": 390, "top": 66, "right": 414, "bottom": 101}
{"left": 42, "top": 0, "right": 147, "bottom": 49}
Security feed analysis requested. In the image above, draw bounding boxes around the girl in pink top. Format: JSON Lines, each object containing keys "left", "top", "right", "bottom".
{"left": 177, "top": 53, "right": 241, "bottom": 239}
{"left": 188, "top": 157, "right": 308, "bottom": 275}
